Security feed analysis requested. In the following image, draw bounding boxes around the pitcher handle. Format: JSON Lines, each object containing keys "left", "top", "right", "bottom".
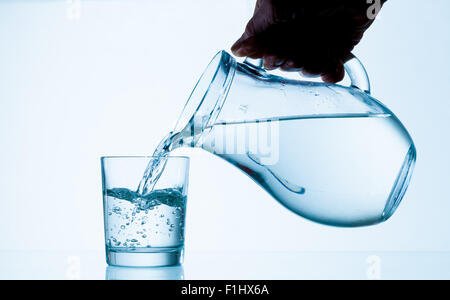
{"left": 244, "top": 54, "right": 371, "bottom": 95}
{"left": 343, "top": 54, "right": 371, "bottom": 95}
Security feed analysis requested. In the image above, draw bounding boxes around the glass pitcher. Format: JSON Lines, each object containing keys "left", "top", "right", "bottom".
{"left": 172, "top": 50, "right": 416, "bottom": 227}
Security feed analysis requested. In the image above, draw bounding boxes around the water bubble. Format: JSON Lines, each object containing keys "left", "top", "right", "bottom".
{"left": 131, "top": 239, "right": 138, "bottom": 243}
{"left": 120, "top": 225, "right": 126, "bottom": 230}
{"left": 142, "top": 234, "right": 147, "bottom": 238}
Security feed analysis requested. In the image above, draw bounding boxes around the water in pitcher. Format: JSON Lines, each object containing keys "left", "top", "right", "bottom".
{"left": 202, "top": 113, "right": 415, "bottom": 226}
{"left": 136, "top": 111, "right": 415, "bottom": 227}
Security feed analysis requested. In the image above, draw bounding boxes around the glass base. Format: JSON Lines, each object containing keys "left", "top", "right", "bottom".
{"left": 106, "top": 247, "right": 184, "bottom": 267}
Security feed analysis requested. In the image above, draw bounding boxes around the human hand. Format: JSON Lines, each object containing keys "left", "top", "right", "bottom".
{"left": 232, "top": 0, "right": 387, "bottom": 83}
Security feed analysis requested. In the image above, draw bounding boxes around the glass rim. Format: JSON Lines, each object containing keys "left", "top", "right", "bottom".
{"left": 101, "top": 156, "right": 189, "bottom": 160}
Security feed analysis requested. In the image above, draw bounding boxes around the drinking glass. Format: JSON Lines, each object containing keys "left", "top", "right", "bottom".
{"left": 101, "top": 156, "right": 189, "bottom": 267}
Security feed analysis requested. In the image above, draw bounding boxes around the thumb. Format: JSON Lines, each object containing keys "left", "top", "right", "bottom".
{"left": 232, "top": 0, "right": 275, "bottom": 56}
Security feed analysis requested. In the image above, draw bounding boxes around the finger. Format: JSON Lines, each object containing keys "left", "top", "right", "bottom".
{"left": 231, "top": 38, "right": 245, "bottom": 54}
{"left": 302, "top": 55, "right": 329, "bottom": 76}
{"left": 231, "top": 18, "right": 258, "bottom": 54}
{"left": 300, "top": 65, "right": 322, "bottom": 77}
{"left": 321, "top": 60, "right": 345, "bottom": 83}
{"left": 232, "top": 37, "right": 265, "bottom": 58}
{"left": 263, "top": 55, "right": 285, "bottom": 70}
{"left": 232, "top": 31, "right": 251, "bottom": 54}
{"left": 300, "top": 70, "right": 321, "bottom": 78}
{"left": 232, "top": 0, "right": 274, "bottom": 55}
{"left": 280, "top": 60, "right": 303, "bottom": 72}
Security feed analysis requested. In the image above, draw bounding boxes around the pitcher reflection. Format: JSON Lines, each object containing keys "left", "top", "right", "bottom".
{"left": 106, "top": 265, "right": 184, "bottom": 280}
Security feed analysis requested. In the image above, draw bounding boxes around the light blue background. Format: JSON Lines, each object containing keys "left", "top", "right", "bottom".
{"left": 0, "top": 0, "right": 449, "bottom": 255}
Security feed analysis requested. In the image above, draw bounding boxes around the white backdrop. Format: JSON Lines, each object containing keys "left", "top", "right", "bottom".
{"left": 0, "top": 0, "right": 449, "bottom": 253}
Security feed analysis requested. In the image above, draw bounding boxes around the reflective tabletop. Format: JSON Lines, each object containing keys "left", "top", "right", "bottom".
{"left": 1, "top": 250, "right": 449, "bottom": 280}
